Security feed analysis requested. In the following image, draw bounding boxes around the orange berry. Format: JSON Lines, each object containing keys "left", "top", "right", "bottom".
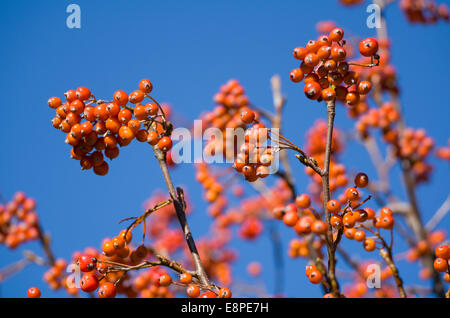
{"left": 359, "top": 37, "right": 379, "bottom": 57}
{"left": 240, "top": 108, "right": 255, "bottom": 124}
{"left": 308, "top": 269, "right": 323, "bottom": 284}
{"left": 158, "top": 136, "right": 173, "bottom": 152}
{"left": 119, "top": 229, "right": 133, "bottom": 244}
{"left": 180, "top": 273, "right": 192, "bottom": 284}
{"left": 283, "top": 211, "right": 299, "bottom": 227}
{"left": 118, "top": 108, "right": 133, "bottom": 124}
{"left": 98, "top": 282, "right": 117, "bottom": 298}
{"left": 435, "top": 245, "right": 450, "bottom": 260}
{"left": 219, "top": 287, "right": 232, "bottom": 298}
{"left": 158, "top": 274, "right": 172, "bottom": 287}
{"left": 296, "top": 194, "right": 311, "bottom": 209}
{"left": 363, "top": 238, "right": 376, "bottom": 252}
{"left": 186, "top": 284, "right": 200, "bottom": 298}
{"left": 327, "top": 200, "right": 341, "bottom": 214}
{"left": 354, "top": 172, "right": 369, "bottom": 188}
{"left": 311, "top": 220, "right": 328, "bottom": 235}
{"left": 48, "top": 97, "right": 62, "bottom": 109}
{"left": 433, "top": 258, "right": 448, "bottom": 272}
{"left": 290, "top": 68, "right": 304, "bottom": 83}
{"left": 329, "top": 27, "right": 344, "bottom": 42}
{"left": 129, "top": 90, "right": 145, "bottom": 104}
{"left": 76, "top": 87, "right": 91, "bottom": 101}
{"left": 113, "top": 90, "right": 129, "bottom": 106}
{"left": 345, "top": 187, "right": 360, "bottom": 201}
{"left": 354, "top": 230, "right": 366, "bottom": 242}
{"left": 139, "top": 79, "right": 153, "bottom": 93}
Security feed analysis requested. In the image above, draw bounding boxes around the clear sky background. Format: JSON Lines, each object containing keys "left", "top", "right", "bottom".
{"left": 0, "top": 0, "right": 449, "bottom": 298}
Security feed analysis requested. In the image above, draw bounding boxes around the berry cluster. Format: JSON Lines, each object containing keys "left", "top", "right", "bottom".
{"left": 305, "top": 264, "right": 324, "bottom": 285}
{"left": 233, "top": 121, "right": 275, "bottom": 183}
{"left": 433, "top": 245, "right": 450, "bottom": 283}
{"left": 199, "top": 79, "right": 258, "bottom": 161}
{"left": 43, "top": 258, "right": 79, "bottom": 296}
{"left": 288, "top": 237, "right": 324, "bottom": 259}
{"left": 0, "top": 192, "right": 39, "bottom": 249}
{"left": 396, "top": 128, "right": 434, "bottom": 183}
{"left": 400, "top": 0, "right": 449, "bottom": 24}
{"left": 290, "top": 27, "right": 378, "bottom": 106}
{"left": 48, "top": 80, "right": 173, "bottom": 176}
{"left": 272, "top": 196, "right": 329, "bottom": 237}
{"left": 355, "top": 102, "right": 400, "bottom": 140}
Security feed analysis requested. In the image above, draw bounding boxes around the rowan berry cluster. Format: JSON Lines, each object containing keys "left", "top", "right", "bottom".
{"left": 43, "top": 258, "right": 79, "bottom": 296}
{"left": 0, "top": 192, "right": 39, "bottom": 249}
{"left": 272, "top": 194, "right": 329, "bottom": 237}
{"left": 233, "top": 120, "right": 275, "bottom": 183}
{"left": 290, "top": 27, "right": 378, "bottom": 106}
{"left": 396, "top": 128, "right": 434, "bottom": 183}
{"left": 48, "top": 80, "right": 173, "bottom": 176}
{"left": 400, "top": 0, "right": 449, "bottom": 23}
{"left": 433, "top": 245, "right": 450, "bottom": 283}
{"left": 405, "top": 233, "right": 446, "bottom": 282}
{"left": 355, "top": 102, "right": 400, "bottom": 140}
{"left": 199, "top": 79, "right": 258, "bottom": 161}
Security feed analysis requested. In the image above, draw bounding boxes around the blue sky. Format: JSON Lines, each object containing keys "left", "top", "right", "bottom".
{"left": 0, "top": 0, "right": 449, "bottom": 297}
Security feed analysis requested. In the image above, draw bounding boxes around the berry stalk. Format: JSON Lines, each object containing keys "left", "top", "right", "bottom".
{"left": 152, "top": 145, "right": 210, "bottom": 287}
{"left": 321, "top": 99, "right": 341, "bottom": 297}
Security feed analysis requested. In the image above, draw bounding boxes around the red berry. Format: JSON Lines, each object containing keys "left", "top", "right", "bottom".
{"left": 219, "top": 287, "right": 232, "bottom": 298}
{"left": 113, "top": 90, "right": 129, "bottom": 106}
{"left": 77, "top": 254, "right": 97, "bottom": 272}
{"left": 240, "top": 108, "right": 255, "bottom": 124}
{"left": 345, "top": 187, "right": 360, "bottom": 201}
{"left": 80, "top": 273, "right": 99, "bottom": 292}
{"left": 354, "top": 172, "right": 369, "bottom": 188}
{"left": 139, "top": 79, "right": 153, "bottom": 93}
{"left": 326, "top": 200, "right": 341, "bottom": 214}
{"left": 329, "top": 28, "right": 344, "bottom": 42}
{"left": 200, "top": 291, "right": 217, "bottom": 298}
{"left": 98, "top": 282, "right": 117, "bottom": 298}
{"left": 359, "top": 37, "right": 379, "bottom": 57}
{"left": 296, "top": 194, "right": 311, "bottom": 209}
{"left": 158, "top": 136, "right": 173, "bottom": 152}
{"left": 76, "top": 87, "right": 91, "bottom": 101}
{"left": 48, "top": 97, "right": 62, "bottom": 109}
{"left": 186, "top": 284, "right": 200, "bottom": 298}
{"left": 27, "top": 287, "right": 41, "bottom": 298}
{"left": 304, "top": 81, "right": 321, "bottom": 100}
{"left": 159, "top": 274, "right": 172, "bottom": 287}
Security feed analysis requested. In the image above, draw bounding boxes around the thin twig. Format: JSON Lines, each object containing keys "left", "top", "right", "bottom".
{"left": 151, "top": 145, "right": 210, "bottom": 286}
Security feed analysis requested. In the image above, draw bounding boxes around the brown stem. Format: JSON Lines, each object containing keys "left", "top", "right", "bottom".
{"left": 152, "top": 145, "right": 210, "bottom": 286}
{"left": 36, "top": 223, "right": 55, "bottom": 266}
{"left": 321, "top": 99, "right": 340, "bottom": 296}
{"left": 379, "top": 248, "right": 407, "bottom": 298}
{"left": 361, "top": 225, "right": 406, "bottom": 298}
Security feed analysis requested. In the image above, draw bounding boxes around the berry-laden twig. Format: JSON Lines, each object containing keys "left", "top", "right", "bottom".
{"left": 360, "top": 225, "right": 406, "bottom": 298}
{"left": 370, "top": 0, "right": 446, "bottom": 297}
